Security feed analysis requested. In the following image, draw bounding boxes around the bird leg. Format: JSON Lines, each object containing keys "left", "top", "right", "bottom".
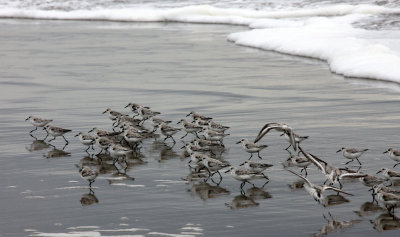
{"left": 180, "top": 133, "right": 188, "bottom": 139}
{"left": 257, "top": 152, "right": 263, "bottom": 159}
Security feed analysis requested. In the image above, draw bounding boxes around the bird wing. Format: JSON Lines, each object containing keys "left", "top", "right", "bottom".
{"left": 254, "top": 123, "right": 281, "bottom": 143}
{"left": 287, "top": 169, "right": 312, "bottom": 186}
{"left": 286, "top": 129, "right": 297, "bottom": 151}
{"left": 322, "top": 186, "right": 354, "bottom": 196}
{"left": 388, "top": 170, "right": 400, "bottom": 177}
{"left": 299, "top": 147, "right": 326, "bottom": 173}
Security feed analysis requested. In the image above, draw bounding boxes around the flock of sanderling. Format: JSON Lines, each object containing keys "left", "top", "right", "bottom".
{"left": 25, "top": 103, "right": 400, "bottom": 216}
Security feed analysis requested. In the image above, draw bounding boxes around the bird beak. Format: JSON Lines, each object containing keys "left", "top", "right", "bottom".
{"left": 25, "top": 117, "right": 29, "bottom": 121}
{"left": 180, "top": 145, "right": 185, "bottom": 149}
{"left": 239, "top": 162, "right": 244, "bottom": 166}
{"left": 88, "top": 128, "right": 94, "bottom": 133}
{"left": 383, "top": 150, "right": 388, "bottom": 154}
{"left": 177, "top": 120, "right": 181, "bottom": 124}
{"left": 376, "top": 170, "right": 382, "bottom": 174}
{"left": 224, "top": 169, "right": 230, "bottom": 173}
{"left": 368, "top": 188, "right": 373, "bottom": 191}
{"left": 235, "top": 141, "right": 241, "bottom": 144}
{"left": 336, "top": 149, "right": 342, "bottom": 153}
{"left": 124, "top": 104, "right": 129, "bottom": 108}
{"left": 74, "top": 134, "right": 79, "bottom": 137}
{"left": 102, "top": 110, "right": 107, "bottom": 114}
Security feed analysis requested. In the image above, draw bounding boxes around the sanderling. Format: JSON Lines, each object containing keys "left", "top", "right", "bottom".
{"left": 25, "top": 115, "right": 53, "bottom": 134}
{"left": 186, "top": 111, "right": 212, "bottom": 122}
{"left": 383, "top": 148, "right": 400, "bottom": 168}
{"left": 188, "top": 152, "right": 210, "bottom": 165}
{"left": 299, "top": 147, "right": 367, "bottom": 188}
{"left": 103, "top": 108, "right": 123, "bottom": 126}
{"left": 377, "top": 168, "right": 400, "bottom": 186}
{"left": 371, "top": 184, "right": 400, "bottom": 196}
{"left": 79, "top": 166, "right": 98, "bottom": 188}
{"left": 254, "top": 122, "right": 297, "bottom": 151}
{"left": 137, "top": 106, "right": 160, "bottom": 122}
{"left": 199, "top": 157, "right": 230, "bottom": 181}
{"left": 123, "top": 130, "right": 145, "bottom": 148}
{"left": 285, "top": 155, "right": 311, "bottom": 176}
{"left": 202, "top": 128, "right": 229, "bottom": 146}
{"left": 194, "top": 118, "right": 210, "bottom": 128}
{"left": 124, "top": 102, "right": 145, "bottom": 116}
{"left": 107, "top": 143, "right": 132, "bottom": 159}
{"left": 287, "top": 169, "right": 353, "bottom": 205}
{"left": 151, "top": 117, "right": 172, "bottom": 132}
{"left": 239, "top": 160, "right": 273, "bottom": 180}
{"left": 177, "top": 119, "right": 202, "bottom": 139}
{"left": 158, "top": 123, "right": 181, "bottom": 143}
{"left": 94, "top": 136, "right": 113, "bottom": 154}
{"left": 75, "top": 132, "right": 95, "bottom": 152}
{"left": 337, "top": 147, "right": 368, "bottom": 165}
{"left": 236, "top": 138, "right": 268, "bottom": 160}
{"left": 360, "top": 174, "right": 385, "bottom": 187}
{"left": 88, "top": 127, "right": 121, "bottom": 137}
{"left": 207, "top": 121, "right": 230, "bottom": 133}
{"left": 280, "top": 132, "right": 308, "bottom": 150}
{"left": 44, "top": 125, "right": 72, "bottom": 144}
{"left": 182, "top": 143, "right": 210, "bottom": 155}
{"left": 225, "top": 166, "right": 258, "bottom": 190}
{"left": 193, "top": 138, "right": 221, "bottom": 149}
{"left": 372, "top": 185, "right": 400, "bottom": 215}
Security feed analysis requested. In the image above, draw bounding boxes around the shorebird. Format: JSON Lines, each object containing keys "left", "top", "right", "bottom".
{"left": 79, "top": 166, "right": 98, "bottom": 188}
{"left": 285, "top": 154, "right": 311, "bottom": 176}
{"left": 103, "top": 108, "right": 123, "bottom": 126}
{"left": 124, "top": 102, "right": 147, "bottom": 116}
{"left": 236, "top": 138, "right": 268, "bottom": 160}
{"left": 372, "top": 185, "right": 400, "bottom": 215}
{"left": 137, "top": 106, "right": 160, "bottom": 122}
{"left": 337, "top": 147, "right": 368, "bottom": 165}
{"left": 75, "top": 132, "right": 95, "bottom": 152}
{"left": 202, "top": 128, "right": 229, "bottom": 146}
{"left": 158, "top": 123, "right": 181, "bottom": 143}
{"left": 186, "top": 111, "right": 212, "bottom": 122}
{"left": 240, "top": 160, "right": 273, "bottom": 180}
{"left": 177, "top": 118, "right": 202, "bottom": 139}
{"left": 182, "top": 143, "right": 210, "bottom": 155}
{"left": 151, "top": 117, "right": 172, "bottom": 132}
{"left": 287, "top": 170, "right": 353, "bottom": 204}
{"left": 88, "top": 127, "right": 121, "bottom": 137}
{"left": 25, "top": 115, "right": 53, "bottom": 134}
{"left": 94, "top": 136, "right": 113, "bottom": 154}
{"left": 299, "top": 147, "right": 367, "bottom": 188}
{"left": 44, "top": 125, "right": 72, "bottom": 144}
{"left": 107, "top": 143, "right": 132, "bottom": 159}
{"left": 225, "top": 166, "right": 258, "bottom": 190}
{"left": 359, "top": 174, "right": 385, "bottom": 187}
{"left": 123, "top": 130, "right": 145, "bottom": 148}
{"left": 254, "top": 122, "right": 297, "bottom": 151}
{"left": 377, "top": 168, "right": 400, "bottom": 186}
{"left": 207, "top": 121, "right": 230, "bottom": 133}
{"left": 199, "top": 157, "right": 229, "bottom": 181}
{"left": 383, "top": 148, "right": 400, "bottom": 168}
{"left": 280, "top": 132, "right": 308, "bottom": 150}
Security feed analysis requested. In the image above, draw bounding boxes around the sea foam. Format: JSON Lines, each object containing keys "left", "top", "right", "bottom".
{"left": 1, "top": 4, "right": 399, "bottom": 83}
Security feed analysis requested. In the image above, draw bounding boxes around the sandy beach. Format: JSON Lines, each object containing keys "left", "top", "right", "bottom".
{"left": 1, "top": 19, "right": 400, "bottom": 236}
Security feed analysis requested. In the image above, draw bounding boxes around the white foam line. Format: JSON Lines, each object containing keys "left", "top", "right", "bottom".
{"left": 56, "top": 186, "right": 97, "bottom": 190}
{"left": 24, "top": 196, "right": 45, "bottom": 199}
{"left": 148, "top": 232, "right": 195, "bottom": 237}
{"left": 110, "top": 183, "right": 145, "bottom": 188}
{"left": 154, "top": 180, "right": 187, "bottom": 184}
{"left": 66, "top": 226, "right": 100, "bottom": 230}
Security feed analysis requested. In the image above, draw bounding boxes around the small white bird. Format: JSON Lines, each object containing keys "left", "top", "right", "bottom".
{"left": 186, "top": 111, "right": 212, "bottom": 122}
{"left": 79, "top": 166, "right": 98, "bottom": 188}
{"left": 372, "top": 184, "right": 400, "bottom": 215}
{"left": 236, "top": 138, "right": 268, "bottom": 160}
{"left": 107, "top": 144, "right": 132, "bottom": 159}
{"left": 207, "top": 121, "right": 229, "bottom": 133}
{"left": 44, "top": 125, "right": 72, "bottom": 144}
{"left": 337, "top": 147, "right": 368, "bottom": 165}
{"left": 225, "top": 166, "right": 258, "bottom": 190}
{"left": 285, "top": 155, "right": 311, "bottom": 176}
{"left": 103, "top": 108, "right": 123, "bottom": 126}
{"left": 377, "top": 168, "right": 400, "bottom": 186}
{"left": 199, "top": 157, "right": 230, "bottom": 181}
{"left": 177, "top": 118, "right": 202, "bottom": 139}
{"left": 202, "top": 128, "right": 229, "bottom": 146}
{"left": 280, "top": 132, "right": 308, "bottom": 150}
{"left": 75, "top": 132, "right": 95, "bottom": 152}
{"left": 383, "top": 148, "right": 400, "bottom": 168}
{"left": 25, "top": 115, "right": 53, "bottom": 133}
{"left": 158, "top": 123, "right": 181, "bottom": 143}
{"left": 240, "top": 160, "right": 273, "bottom": 180}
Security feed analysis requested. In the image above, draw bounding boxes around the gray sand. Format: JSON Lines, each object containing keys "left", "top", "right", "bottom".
{"left": 1, "top": 19, "right": 400, "bottom": 236}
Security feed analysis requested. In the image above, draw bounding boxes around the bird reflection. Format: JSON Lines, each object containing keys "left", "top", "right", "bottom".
{"left": 244, "top": 187, "right": 272, "bottom": 200}
{"left": 26, "top": 138, "right": 51, "bottom": 152}
{"left": 158, "top": 145, "right": 179, "bottom": 162}
{"left": 225, "top": 194, "right": 259, "bottom": 210}
{"left": 371, "top": 213, "right": 400, "bottom": 232}
{"left": 188, "top": 181, "right": 230, "bottom": 201}
{"left": 182, "top": 170, "right": 209, "bottom": 183}
{"left": 321, "top": 194, "right": 350, "bottom": 207}
{"left": 80, "top": 190, "right": 99, "bottom": 206}
{"left": 354, "top": 202, "right": 385, "bottom": 217}
{"left": 44, "top": 147, "right": 71, "bottom": 158}
{"left": 314, "top": 212, "right": 361, "bottom": 237}
{"left": 287, "top": 179, "right": 305, "bottom": 191}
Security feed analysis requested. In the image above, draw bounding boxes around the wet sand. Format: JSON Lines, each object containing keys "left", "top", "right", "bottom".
{"left": 1, "top": 19, "right": 400, "bottom": 236}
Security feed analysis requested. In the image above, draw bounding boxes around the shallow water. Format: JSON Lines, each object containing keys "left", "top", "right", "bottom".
{"left": 1, "top": 20, "right": 400, "bottom": 236}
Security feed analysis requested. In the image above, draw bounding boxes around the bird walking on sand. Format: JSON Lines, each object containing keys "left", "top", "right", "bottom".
{"left": 377, "top": 168, "right": 400, "bottom": 186}
{"left": 240, "top": 160, "right": 272, "bottom": 180}
{"left": 79, "top": 166, "right": 98, "bottom": 188}
{"left": 236, "top": 138, "right": 268, "bottom": 160}
{"left": 75, "top": 132, "right": 95, "bottom": 152}
{"left": 337, "top": 147, "right": 368, "bottom": 166}
{"left": 45, "top": 125, "right": 72, "bottom": 144}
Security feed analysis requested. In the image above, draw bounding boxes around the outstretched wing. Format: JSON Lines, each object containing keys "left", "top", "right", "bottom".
{"left": 322, "top": 185, "right": 353, "bottom": 196}
{"left": 287, "top": 169, "right": 312, "bottom": 187}
{"left": 254, "top": 123, "right": 281, "bottom": 143}
{"left": 298, "top": 147, "right": 326, "bottom": 173}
